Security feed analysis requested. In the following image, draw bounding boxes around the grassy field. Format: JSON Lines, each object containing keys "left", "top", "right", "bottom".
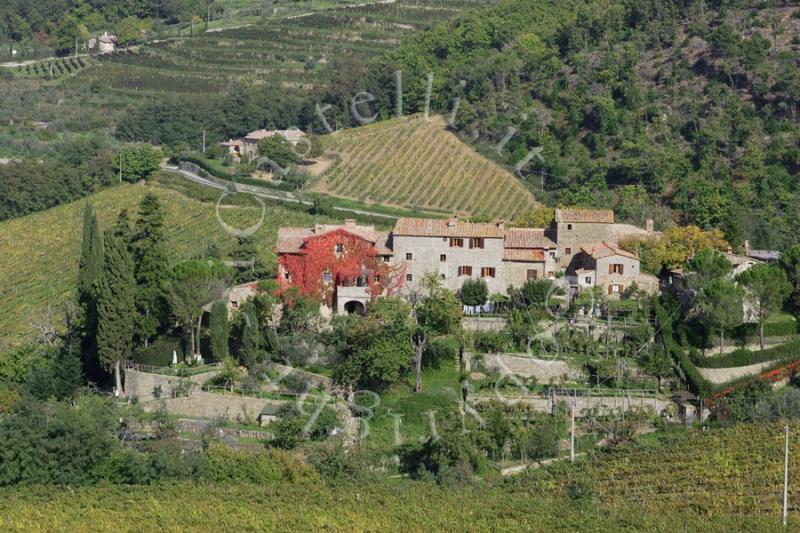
{"left": 312, "top": 115, "right": 540, "bottom": 218}
{"left": 362, "top": 361, "right": 462, "bottom": 454}
{"left": 0, "top": 478, "right": 788, "bottom": 532}
{"left": 0, "top": 179, "right": 335, "bottom": 346}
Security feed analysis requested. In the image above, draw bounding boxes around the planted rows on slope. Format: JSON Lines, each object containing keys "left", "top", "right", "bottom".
{"left": 0, "top": 181, "right": 328, "bottom": 346}
{"left": 314, "top": 114, "right": 539, "bottom": 218}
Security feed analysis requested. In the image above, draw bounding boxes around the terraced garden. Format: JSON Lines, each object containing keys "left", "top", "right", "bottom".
{"left": 9, "top": 56, "right": 93, "bottom": 80}
{"left": 0, "top": 180, "right": 333, "bottom": 346}
{"left": 312, "top": 114, "right": 540, "bottom": 218}
{"left": 69, "top": 1, "right": 477, "bottom": 97}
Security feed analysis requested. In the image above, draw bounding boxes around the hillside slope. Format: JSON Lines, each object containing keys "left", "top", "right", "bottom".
{"left": 314, "top": 0, "right": 800, "bottom": 248}
{"left": 0, "top": 180, "right": 328, "bottom": 346}
{"left": 311, "top": 114, "right": 539, "bottom": 218}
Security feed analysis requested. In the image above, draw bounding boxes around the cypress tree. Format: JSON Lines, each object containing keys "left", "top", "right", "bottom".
{"left": 96, "top": 231, "right": 137, "bottom": 395}
{"left": 241, "top": 300, "right": 261, "bottom": 368}
{"left": 113, "top": 208, "right": 134, "bottom": 246}
{"left": 209, "top": 300, "right": 230, "bottom": 361}
{"left": 77, "top": 205, "right": 103, "bottom": 303}
{"left": 77, "top": 204, "right": 104, "bottom": 380}
{"left": 133, "top": 193, "right": 169, "bottom": 346}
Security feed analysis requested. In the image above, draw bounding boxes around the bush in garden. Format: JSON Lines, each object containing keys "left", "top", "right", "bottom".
{"left": 459, "top": 278, "right": 488, "bottom": 306}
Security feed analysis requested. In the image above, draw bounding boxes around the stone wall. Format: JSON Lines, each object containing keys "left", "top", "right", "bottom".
{"left": 556, "top": 221, "right": 615, "bottom": 267}
{"left": 505, "top": 261, "right": 544, "bottom": 287}
{"left": 697, "top": 360, "right": 778, "bottom": 384}
{"left": 475, "top": 353, "right": 585, "bottom": 383}
{"left": 141, "top": 391, "right": 289, "bottom": 424}
{"left": 462, "top": 316, "right": 507, "bottom": 332}
{"left": 124, "top": 368, "right": 220, "bottom": 400}
{"left": 595, "top": 254, "right": 641, "bottom": 296}
{"left": 392, "top": 234, "right": 507, "bottom": 294}
{"left": 470, "top": 393, "right": 672, "bottom": 416}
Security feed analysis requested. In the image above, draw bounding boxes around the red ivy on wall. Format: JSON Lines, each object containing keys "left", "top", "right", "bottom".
{"left": 278, "top": 229, "right": 405, "bottom": 306}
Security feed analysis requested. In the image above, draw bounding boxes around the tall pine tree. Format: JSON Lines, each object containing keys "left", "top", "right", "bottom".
{"left": 96, "top": 231, "right": 137, "bottom": 395}
{"left": 77, "top": 204, "right": 104, "bottom": 381}
{"left": 133, "top": 193, "right": 169, "bottom": 346}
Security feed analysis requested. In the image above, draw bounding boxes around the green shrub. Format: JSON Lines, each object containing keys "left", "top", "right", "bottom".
{"left": 306, "top": 443, "right": 370, "bottom": 483}
{"left": 199, "top": 442, "right": 318, "bottom": 483}
{"left": 424, "top": 336, "right": 460, "bottom": 368}
{"left": 473, "top": 331, "right": 510, "bottom": 353}
{"left": 734, "top": 315, "right": 799, "bottom": 339}
{"left": 133, "top": 337, "right": 182, "bottom": 366}
{"left": 459, "top": 278, "right": 488, "bottom": 306}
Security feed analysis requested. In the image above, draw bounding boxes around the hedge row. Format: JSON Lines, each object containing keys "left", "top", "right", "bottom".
{"left": 734, "top": 317, "right": 799, "bottom": 339}
{"left": 694, "top": 339, "right": 800, "bottom": 369}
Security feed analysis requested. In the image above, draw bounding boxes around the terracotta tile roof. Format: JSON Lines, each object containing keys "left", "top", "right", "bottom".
{"left": 245, "top": 128, "right": 305, "bottom": 143}
{"left": 725, "top": 252, "right": 762, "bottom": 267}
{"left": 581, "top": 241, "right": 639, "bottom": 260}
{"left": 393, "top": 217, "right": 505, "bottom": 238}
{"left": 504, "top": 228, "right": 555, "bottom": 249}
{"left": 555, "top": 209, "right": 614, "bottom": 224}
{"left": 311, "top": 223, "right": 380, "bottom": 243}
{"left": 610, "top": 223, "right": 651, "bottom": 241}
{"left": 275, "top": 223, "right": 389, "bottom": 255}
{"left": 375, "top": 232, "right": 393, "bottom": 255}
{"left": 275, "top": 227, "right": 313, "bottom": 254}
{"left": 503, "top": 249, "right": 545, "bottom": 262}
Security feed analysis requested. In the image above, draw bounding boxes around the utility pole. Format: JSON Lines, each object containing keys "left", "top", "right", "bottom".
{"left": 119, "top": 151, "right": 123, "bottom": 183}
{"left": 202, "top": 129, "right": 206, "bottom": 154}
{"left": 570, "top": 398, "right": 576, "bottom": 462}
{"left": 783, "top": 425, "right": 789, "bottom": 528}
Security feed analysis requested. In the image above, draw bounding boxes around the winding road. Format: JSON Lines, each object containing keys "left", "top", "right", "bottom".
{"left": 161, "top": 164, "right": 399, "bottom": 219}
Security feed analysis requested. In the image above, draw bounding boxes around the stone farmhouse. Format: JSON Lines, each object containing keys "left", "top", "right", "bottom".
{"left": 275, "top": 209, "right": 658, "bottom": 314}
{"left": 87, "top": 32, "right": 117, "bottom": 54}
{"left": 222, "top": 128, "right": 306, "bottom": 159}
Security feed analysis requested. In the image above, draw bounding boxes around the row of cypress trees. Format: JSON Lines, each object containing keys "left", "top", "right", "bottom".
{"left": 77, "top": 193, "right": 169, "bottom": 393}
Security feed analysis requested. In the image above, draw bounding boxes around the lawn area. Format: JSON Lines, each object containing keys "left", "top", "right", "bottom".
{"left": 0, "top": 180, "right": 336, "bottom": 347}
{"left": 362, "top": 362, "right": 462, "bottom": 455}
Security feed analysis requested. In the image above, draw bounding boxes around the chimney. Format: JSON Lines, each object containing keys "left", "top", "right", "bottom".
{"left": 645, "top": 219, "right": 654, "bottom": 232}
{"left": 496, "top": 219, "right": 505, "bottom": 230}
{"left": 744, "top": 240, "right": 751, "bottom": 257}
{"left": 447, "top": 216, "right": 458, "bottom": 228}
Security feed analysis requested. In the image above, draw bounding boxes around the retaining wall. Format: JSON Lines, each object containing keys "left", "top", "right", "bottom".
{"left": 697, "top": 360, "right": 778, "bottom": 384}
{"left": 124, "top": 368, "right": 220, "bottom": 400}
{"left": 141, "top": 391, "right": 289, "bottom": 424}
{"left": 473, "top": 352, "right": 584, "bottom": 383}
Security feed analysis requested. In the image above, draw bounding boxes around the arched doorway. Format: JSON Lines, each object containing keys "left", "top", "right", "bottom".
{"left": 343, "top": 300, "right": 366, "bottom": 315}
